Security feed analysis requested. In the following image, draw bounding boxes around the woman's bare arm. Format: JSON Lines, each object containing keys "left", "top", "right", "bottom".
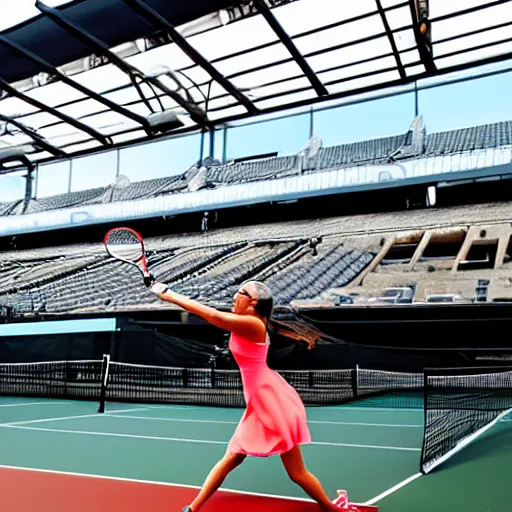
{"left": 150, "top": 283, "right": 265, "bottom": 339}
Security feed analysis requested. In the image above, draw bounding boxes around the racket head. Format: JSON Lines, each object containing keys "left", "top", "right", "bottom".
{"left": 104, "top": 227, "right": 154, "bottom": 286}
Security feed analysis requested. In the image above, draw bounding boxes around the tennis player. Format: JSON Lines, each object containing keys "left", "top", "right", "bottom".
{"left": 150, "top": 280, "right": 341, "bottom": 512}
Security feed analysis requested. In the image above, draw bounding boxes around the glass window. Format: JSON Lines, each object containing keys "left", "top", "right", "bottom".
{"left": 200, "top": 130, "right": 213, "bottom": 163}
{"left": 119, "top": 134, "right": 202, "bottom": 182}
{"left": 0, "top": 171, "right": 27, "bottom": 202}
{"left": 36, "top": 161, "right": 71, "bottom": 198}
{"left": 200, "top": 129, "right": 226, "bottom": 163}
{"left": 225, "top": 113, "right": 310, "bottom": 160}
{"left": 313, "top": 92, "right": 415, "bottom": 147}
{"left": 214, "top": 127, "right": 226, "bottom": 163}
{"left": 70, "top": 150, "right": 118, "bottom": 192}
{"left": 418, "top": 70, "right": 512, "bottom": 133}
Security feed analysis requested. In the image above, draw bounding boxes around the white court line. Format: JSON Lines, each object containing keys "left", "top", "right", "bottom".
{"left": 0, "top": 464, "right": 314, "bottom": 503}
{"left": 310, "top": 420, "right": 422, "bottom": 428}
{"left": 364, "top": 472, "right": 422, "bottom": 505}
{"left": 1, "top": 425, "right": 420, "bottom": 451}
{"left": 106, "top": 414, "right": 422, "bottom": 428}
{"left": 144, "top": 404, "right": 424, "bottom": 413}
{"left": 0, "top": 408, "right": 148, "bottom": 427}
{"left": 107, "top": 414, "right": 237, "bottom": 425}
{"left": 143, "top": 405, "right": 201, "bottom": 410}
{"left": 114, "top": 404, "right": 424, "bottom": 414}
{"left": 3, "top": 426, "right": 228, "bottom": 445}
{"left": 310, "top": 441, "right": 419, "bottom": 451}
{"left": 0, "top": 402, "right": 73, "bottom": 408}
{"left": 319, "top": 406, "right": 423, "bottom": 412}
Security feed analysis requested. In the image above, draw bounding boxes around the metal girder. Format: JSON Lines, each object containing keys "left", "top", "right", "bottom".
{"left": 0, "top": 35, "right": 152, "bottom": 135}
{"left": 121, "top": 0, "right": 258, "bottom": 114}
{"left": 0, "top": 113, "right": 66, "bottom": 157}
{"left": 408, "top": 0, "right": 436, "bottom": 74}
{"left": 375, "top": 0, "right": 406, "bottom": 80}
{"left": 0, "top": 76, "right": 112, "bottom": 146}
{"left": 36, "top": 0, "right": 212, "bottom": 129}
{"left": 252, "top": 0, "right": 328, "bottom": 97}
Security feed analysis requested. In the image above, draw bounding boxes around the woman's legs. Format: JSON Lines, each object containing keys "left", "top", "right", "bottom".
{"left": 188, "top": 451, "right": 246, "bottom": 511}
{"left": 280, "top": 446, "right": 339, "bottom": 511}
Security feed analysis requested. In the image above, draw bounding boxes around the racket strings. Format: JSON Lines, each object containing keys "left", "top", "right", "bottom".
{"left": 105, "top": 230, "right": 144, "bottom": 262}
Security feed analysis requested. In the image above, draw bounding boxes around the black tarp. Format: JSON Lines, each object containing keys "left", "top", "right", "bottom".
{"left": 0, "top": 331, "right": 111, "bottom": 363}
{"left": 115, "top": 320, "right": 217, "bottom": 367}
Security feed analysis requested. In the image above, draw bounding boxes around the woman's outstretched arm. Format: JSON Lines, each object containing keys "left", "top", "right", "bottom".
{"left": 150, "top": 282, "right": 264, "bottom": 339}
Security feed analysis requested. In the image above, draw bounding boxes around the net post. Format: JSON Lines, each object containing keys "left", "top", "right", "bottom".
{"left": 97, "top": 354, "right": 110, "bottom": 414}
{"left": 419, "top": 367, "right": 429, "bottom": 474}
{"left": 351, "top": 365, "right": 359, "bottom": 399}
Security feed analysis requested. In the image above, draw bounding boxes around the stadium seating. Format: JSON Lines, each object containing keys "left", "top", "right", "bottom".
{"left": 1, "top": 119, "right": 510, "bottom": 219}
{"left": 313, "top": 135, "right": 406, "bottom": 170}
{"left": 0, "top": 201, "right": 23, "bottom": 216}
{"left": 264, "top": 241, "right": 374, "bottom": 303}
{"left": 2, "top": 119, "right": 512, "bottom": 317}
{"left": 425, "top": 121, "right": 512, "bottom": 155}
{"left": 23, "top": 187, "right": 108, "bottom": 215}
{"left": 206, "top": 156, "right": 298, "bottom": 185}
{"left": 107, "top": 175, "right": 187, "bottom": 202}
{"left": 0, "top": 223, "right": 376, "bottom": 316}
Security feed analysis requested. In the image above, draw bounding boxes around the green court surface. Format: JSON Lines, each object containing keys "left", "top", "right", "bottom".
{"left": 0, "top": 396, "right": 510, "bottom": 511}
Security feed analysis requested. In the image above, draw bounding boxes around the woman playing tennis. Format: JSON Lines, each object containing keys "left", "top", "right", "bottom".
{"left": 150, "top": 280, "right": 341, "bottom": 512}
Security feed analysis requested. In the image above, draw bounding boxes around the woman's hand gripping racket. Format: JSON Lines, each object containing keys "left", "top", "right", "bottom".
{"left": 104, "top": 227, "right": 155, "bottom": 287}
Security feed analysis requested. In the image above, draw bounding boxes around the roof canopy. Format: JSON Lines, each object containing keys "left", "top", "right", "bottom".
{"left": 1, "top": 0, "right": 511, "bottom": 167}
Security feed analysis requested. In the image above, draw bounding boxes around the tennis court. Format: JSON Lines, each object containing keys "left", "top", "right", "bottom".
{"left": 0, "top": 392, "right": 510, "bottom": 512}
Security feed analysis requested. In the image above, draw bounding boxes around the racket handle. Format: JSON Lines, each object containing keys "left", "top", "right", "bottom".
{"left": 144, "top": 273, "right": 156, "bottom": 287}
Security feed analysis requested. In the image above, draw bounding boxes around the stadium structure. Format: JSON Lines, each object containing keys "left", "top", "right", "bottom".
{"left": 1, "top": 0, "right": 512, "bottom": 372}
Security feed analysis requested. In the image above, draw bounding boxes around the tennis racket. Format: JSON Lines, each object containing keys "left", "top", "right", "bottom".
{"left": 104, "top": 227, "right": 155, "bottom": 287}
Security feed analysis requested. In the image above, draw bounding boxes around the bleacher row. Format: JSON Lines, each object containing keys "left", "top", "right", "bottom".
{"left": 0, "top": 231, "right": 374, "bottom": 317}
{"left": 1, "top": 119, "right": 511, "bottom": 217}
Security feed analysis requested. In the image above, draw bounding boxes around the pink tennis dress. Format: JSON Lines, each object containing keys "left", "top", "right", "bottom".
{"left": 226, "top": 331, "right": 311, "bottom": 457}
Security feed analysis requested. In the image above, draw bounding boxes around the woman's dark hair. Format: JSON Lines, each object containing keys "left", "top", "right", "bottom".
{"left": 244, "top": 281, "right": 274, "bottom": 320}
{"left": 241, "top": 281, "right": 338, "bottom": 349}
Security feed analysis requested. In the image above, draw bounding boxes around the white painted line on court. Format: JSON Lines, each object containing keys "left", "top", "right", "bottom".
{"left": 1, "top": 425, "right": 421, "bottom": 451}
{"left": 309, "top": 420, "right": 423, "bottom": 428}
{"left": 114, "top": 403, "right": 423, "bottom": 413}
{"left": 107, "top": 414, "right": 238, "bottom": 425}
{"left": 144, "top": 404, "right": 201, "bottom": 410}
{"left": 106, "top": 414, "right": 422, "bottom": 428}
{"left": 3, "top": 425, "right": 228, "bottom": 445}
{"left": 0, "top": 402, "right": 73, "bottom": 408}
{"left": 0, "top": 464, "right": 314, "bottom": 503}
{"left": 364, "top": 472, "right": 422, "bottom": 505}
{"left": 0, "top": 408, "right": 148, "bottom": 427}
{"left": 310, "top": 441, "right": 419, "bottom": 451}
{"left": 319, "top": 406, "right": 424, "bottom": 412}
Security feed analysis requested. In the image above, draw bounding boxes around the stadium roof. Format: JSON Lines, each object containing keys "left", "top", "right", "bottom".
{"left": 1, "top": 0, "right": 512, "bottom": 167}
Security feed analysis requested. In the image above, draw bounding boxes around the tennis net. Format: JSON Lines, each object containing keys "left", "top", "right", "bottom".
{"left": 420, "top": 366, "right": 512, "bottom": 474}
{"left": 0, "top": 357, "right": 423, "bottom": 409}
{"left": 0, "top": 359, "right": 105, "bottom": 402}
{"left": 98, "top": 359, "right": 423, "bottom": 409}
